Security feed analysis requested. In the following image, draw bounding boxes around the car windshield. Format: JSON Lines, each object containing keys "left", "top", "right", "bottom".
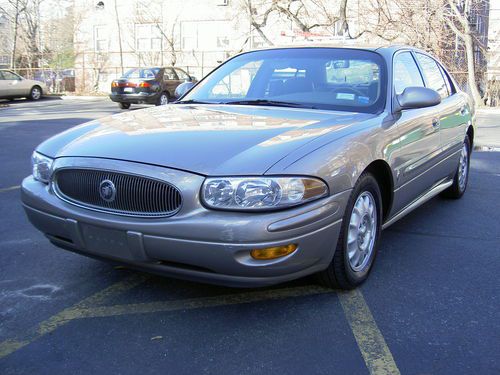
{"left": 122, "top": 68, "right": 160, "bottom": 79}
{"left": 180, "top": 48, "right": 387, "bottom": 113}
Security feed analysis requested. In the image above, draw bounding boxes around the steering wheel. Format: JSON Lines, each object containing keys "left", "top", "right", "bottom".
{"left": 330, "top": 87, "right": 365, "bottom": 97}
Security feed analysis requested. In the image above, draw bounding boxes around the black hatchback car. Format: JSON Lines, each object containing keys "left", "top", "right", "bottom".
{"left": 109, "top": 67, "right": 196, "bottom": 109}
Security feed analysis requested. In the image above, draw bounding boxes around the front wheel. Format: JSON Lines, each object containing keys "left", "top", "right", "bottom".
{"left": 317, "top": 172, "right": 382, "bottom": 289}
{"left": 29, "top": 86, "right": 42, "bottom": 100}
{"left": 441, "top": 135, "right": 470, "bottom": 199}
{"left": 119, "top": 102, "right": 131, "bottom": 110}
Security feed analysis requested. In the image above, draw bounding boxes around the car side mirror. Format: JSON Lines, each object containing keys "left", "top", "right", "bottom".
{"left": 395, "top": 87, "right": 441, "bottom": 112}
{"left": 175, "top": 81, "right": 196, "bottom": 98}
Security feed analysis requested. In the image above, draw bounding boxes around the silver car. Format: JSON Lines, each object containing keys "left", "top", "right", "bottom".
{"left": 0, "top": 70, "right": 46, "bottom": 100}
{"left": 22, "top": 46, "right": 474, "bottom": 289}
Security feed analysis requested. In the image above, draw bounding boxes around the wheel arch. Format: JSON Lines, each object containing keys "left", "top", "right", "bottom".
{"left": 362, "top": 159, "right": 394, "bottom": 222}
{"left": 31, "top": 84, "right": 43, "bottom": 94}
{"left": 466, "top": 124, "right": 474, "bottom": 149}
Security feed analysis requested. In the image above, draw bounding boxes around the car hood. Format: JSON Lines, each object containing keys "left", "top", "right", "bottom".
{"left": 38, "top": 104, "right": 375, "bottom": 175}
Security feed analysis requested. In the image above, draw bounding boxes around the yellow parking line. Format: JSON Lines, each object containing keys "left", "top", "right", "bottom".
{"left": 338, "top": 289, "right": 401, "bottom": 375}
{"left": 0, "top": 274, "right": 148, "bottom": 359}
{"left": 1, "top": 276, "right": 400, "bottom": 375}
{"left": 0, "top": 185, "right": 20, "bottom": 193}
{"left": 61, "top": 285, "right": 333, "bottom": 319}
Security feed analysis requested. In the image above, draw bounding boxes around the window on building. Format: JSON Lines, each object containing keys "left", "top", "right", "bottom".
{"left": 181, "top": 20, "right": 230, "bottom": 51}
{"left": 251, "top": 34, "right": 266, "bottom": 49}
{"left": 135, "top": 23, "right": 162, "bottom": 51}
{"left": 393, "top": 52, "right": 424, "bottom": 95}
{"left": 94, "top": 25, "right": 108, "bottom": 52}
{"left": 135, "top": 0, "right": 162, "bottom": 18}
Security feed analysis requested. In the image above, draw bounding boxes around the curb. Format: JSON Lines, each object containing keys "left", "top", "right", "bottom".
{"left": 476, "top": 107, "right": 500, "bottom": 115}
{"left": 60, "top": 95, "right": 108, "bottom": 101}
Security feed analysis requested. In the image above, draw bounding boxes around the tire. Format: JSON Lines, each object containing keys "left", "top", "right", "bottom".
{"left": 317, "top": 172, "right": 383, "bottom": 289}
{"left": 119, "top": 102, "right": 131, "bottom": 110}
{"left": 441, "top": 135, "right": 470, "bottom": 199}
{"left": 156, "top": 92, "right": 169, "bottom": 106}
{"left": 28, "top": 86, "right": 42, "bottom": 100}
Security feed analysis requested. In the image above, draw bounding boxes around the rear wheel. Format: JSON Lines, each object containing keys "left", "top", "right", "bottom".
{"left": 29, "top": 86, "right": 42, "bottom": 100}
{"left": 156, "top": 92, "right": 169, "bottom": 106}
{"left": 441, "top": 135, "right": 470, "bottom": 199}
{"left": 119, "top": 102, "right": 131, "bottom": 110}
{"left": 317, "top": 172, "right": 382, "bottom": 289}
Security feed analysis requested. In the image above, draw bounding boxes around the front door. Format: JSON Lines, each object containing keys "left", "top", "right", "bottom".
{"left": 390, "top": 51, "right": 443, "bottom": 213}
{"left": 1, "top": 70, "right": 25, "bottom": 96}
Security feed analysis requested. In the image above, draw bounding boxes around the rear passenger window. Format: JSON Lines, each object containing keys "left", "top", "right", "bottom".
{"left": 415, "top": 53, "right": 449, "bottom": 98}
{"left": 393, "top": 52, "right": 424, "bottom": 95}
{"left": 164, "top": 68, "right": 177, "bottom": 81}
{"left": 438, "top": 64, "right": 455, "bottom": 95}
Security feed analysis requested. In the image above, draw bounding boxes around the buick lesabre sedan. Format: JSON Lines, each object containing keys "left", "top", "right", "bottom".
{"left": 22, "top": 46, "right": 474, "bottom": 289}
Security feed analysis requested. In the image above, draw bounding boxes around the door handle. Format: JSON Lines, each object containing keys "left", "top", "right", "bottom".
{"left": 432, "top": 118, "right": 440, "bottom": 130}
{"left": 460, "top": 106, "right": 468, "bottom": 116}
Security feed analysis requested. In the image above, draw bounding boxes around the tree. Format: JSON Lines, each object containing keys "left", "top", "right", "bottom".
{"left": 443, "top": 0, "right": 485, "bottom": 105}
{"left": 133, "top": 0, "right": 180, "bottom": 66}
{"left": 0, "top": 0, "right": 27, "bottom": 69}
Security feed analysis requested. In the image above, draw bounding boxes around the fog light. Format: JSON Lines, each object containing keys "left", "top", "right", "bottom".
{"left": 250, "top": 244, "right": 297, "bottom": 260}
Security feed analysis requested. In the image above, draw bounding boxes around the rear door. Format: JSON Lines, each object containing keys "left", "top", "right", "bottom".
{"left": 163, "top": 68, "right": 181, "bottom": 96}
{"left": 414, "top": 53, "right": 468, "bottom": 175}
{"left": 391, "top": 51, "right": 443, "bottom": 211}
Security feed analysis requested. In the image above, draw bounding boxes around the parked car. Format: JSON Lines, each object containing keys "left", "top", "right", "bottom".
{"left": 0, "top": 70, "right": 46, "bottom": 100}
{"left": 22, "top": 46, "right": 474, "bottom": 289}
{"left": 109, "top": 67, "right": 196, "bottom": 109}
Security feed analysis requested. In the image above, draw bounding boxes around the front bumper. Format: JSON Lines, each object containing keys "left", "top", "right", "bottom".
{"left": 21, "top": 160, "right": 348, "bottom": 287}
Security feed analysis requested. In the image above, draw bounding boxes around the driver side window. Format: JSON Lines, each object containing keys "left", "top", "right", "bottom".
{"left": 393, "top": 52, "right": 424, "bottom": 95}
{"left": 2, "top": 71, "right": 21, "bottom": 80}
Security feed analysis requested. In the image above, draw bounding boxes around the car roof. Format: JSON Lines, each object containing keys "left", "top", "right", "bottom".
{"left": 245, "top": 44, "right": 426, "bottom": 56}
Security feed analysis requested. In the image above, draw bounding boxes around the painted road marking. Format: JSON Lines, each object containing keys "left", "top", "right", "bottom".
{"left": 0, "top": 274, "right": 148, "bottom": 359}
{"left": 0, "top": 185, "right": 20, "bottom": 193}
{"left": 339, "top": 289, "right": 401, "bottom": 375}
{"left": 58, "top": 285, "right": 333, "bottom": 319}
{"left": 1, "top": 280, "right": 401, "bottom": 375}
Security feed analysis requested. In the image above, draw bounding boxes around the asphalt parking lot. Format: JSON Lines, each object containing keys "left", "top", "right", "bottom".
{"left": 1, "top": 97, "right": 499, "bottom": 375}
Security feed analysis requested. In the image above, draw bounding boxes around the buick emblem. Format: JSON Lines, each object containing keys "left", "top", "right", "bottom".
{"left": 99, "top": 179, "right": 116, "bottom": 202}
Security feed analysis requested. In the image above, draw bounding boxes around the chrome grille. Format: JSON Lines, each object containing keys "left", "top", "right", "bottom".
{"left": 54, "top": 169, "right": 182, "bottom": 217}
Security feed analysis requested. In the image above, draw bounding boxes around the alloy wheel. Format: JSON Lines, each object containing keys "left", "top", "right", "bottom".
{"left": 458, "top": 142, "right": 469, "bottom": 191}
{"left": 347, "top": 191, "right": 377, "bottom": 272}
{"left": 31, "top": 87, "right": 41, "bottom": 100}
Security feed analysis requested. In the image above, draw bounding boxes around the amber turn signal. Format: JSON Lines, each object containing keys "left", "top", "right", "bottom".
{"left": 250, "top": 244, "right": 298, "bottom": 260}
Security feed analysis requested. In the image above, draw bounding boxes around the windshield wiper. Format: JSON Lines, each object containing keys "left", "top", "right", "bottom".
{"left": 175, "top": 99, "right": 214, "bottom": 104}
{"left": 224, "top": 99, "right": 316, "bottom": 109}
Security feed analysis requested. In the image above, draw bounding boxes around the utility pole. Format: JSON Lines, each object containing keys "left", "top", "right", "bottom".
{"left": 114, "top": 0, "right": 124, "bottom": 75}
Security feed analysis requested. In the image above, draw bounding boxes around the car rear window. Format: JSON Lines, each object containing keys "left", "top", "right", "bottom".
{"left": 122, "top": 68, "right": 160, "bottom": 79}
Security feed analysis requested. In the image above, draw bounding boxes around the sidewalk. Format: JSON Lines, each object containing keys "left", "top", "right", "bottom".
{"left": 475, "top": 107, "right": 500, "bottom": 149}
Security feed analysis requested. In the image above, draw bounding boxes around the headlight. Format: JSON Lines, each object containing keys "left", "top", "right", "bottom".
{"left": 32, "top": 151, "right": 54, "bottom": 183}
{"left": 202, "top": 177, "right": 328, "bottom": 211}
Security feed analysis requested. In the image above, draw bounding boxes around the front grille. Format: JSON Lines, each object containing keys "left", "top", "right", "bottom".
{"left": 54, "top": 169, "right": 182, "bottom": 217}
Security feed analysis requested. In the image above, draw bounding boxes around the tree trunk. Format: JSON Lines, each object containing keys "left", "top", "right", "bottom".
{"left": 114, "top": 0, "right": 124, "bottom": 75}
{"left": 464, "top": 32, "right": 483, "bottom": 106}
{"left": 10, "top": 0, "right": 20, "bottom": 69}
